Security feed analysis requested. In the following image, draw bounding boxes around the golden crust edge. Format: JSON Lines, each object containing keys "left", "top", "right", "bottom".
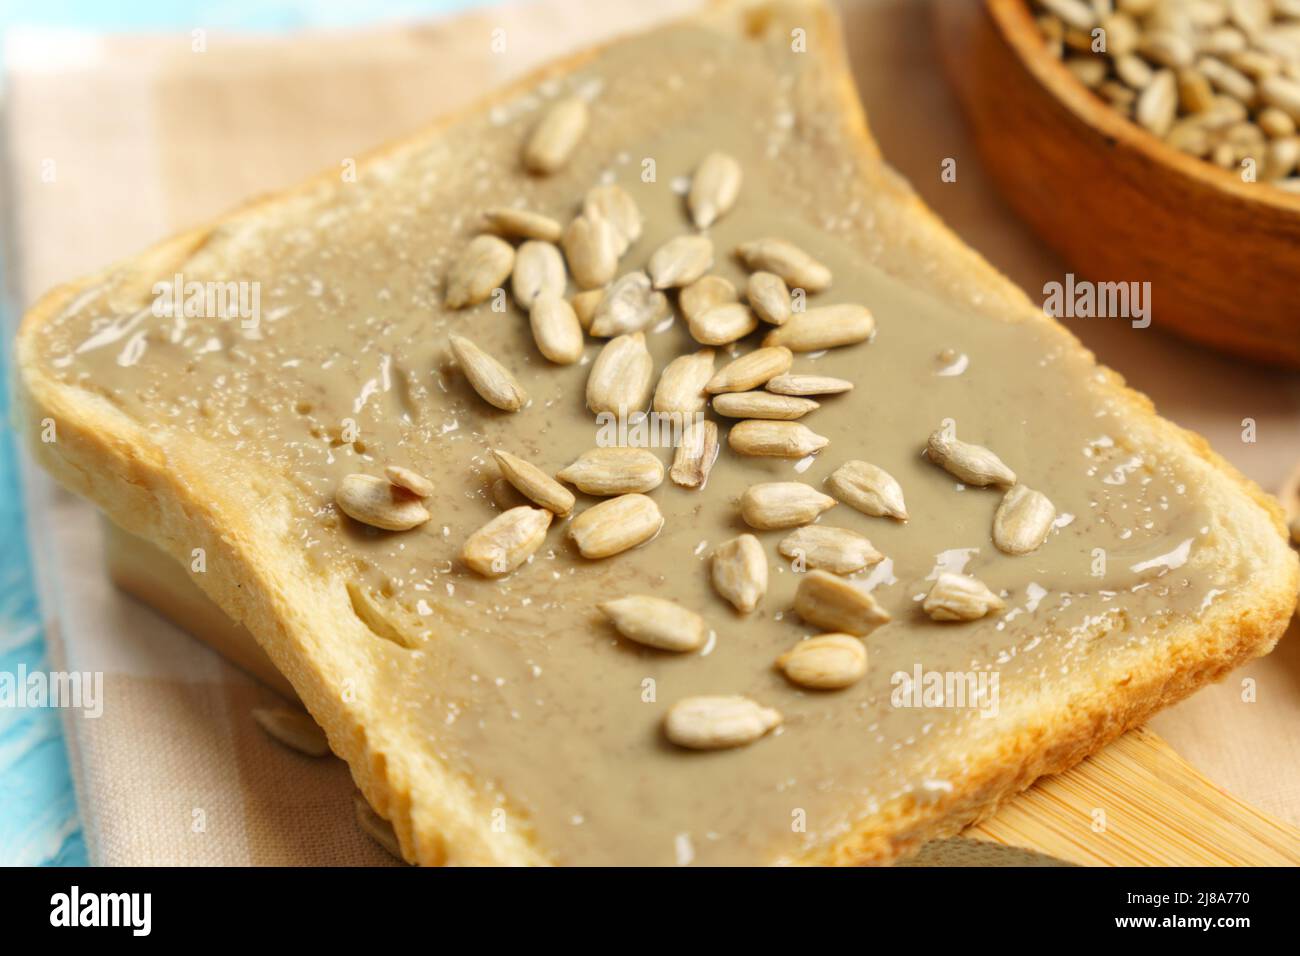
{"left": 14, "top": 0, "right": 1298, "bottom": 866}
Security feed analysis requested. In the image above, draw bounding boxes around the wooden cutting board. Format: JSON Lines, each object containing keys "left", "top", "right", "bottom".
{"left": 105, "top": 522, "right": 1300, "bottom": 866}
{"left": 971, "top": 726, "right": 1300, "bottom": 865}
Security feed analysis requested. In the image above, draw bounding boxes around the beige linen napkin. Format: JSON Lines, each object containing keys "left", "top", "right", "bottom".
{"left": 7, "top": 0, "right": 1298, "bottom": 865}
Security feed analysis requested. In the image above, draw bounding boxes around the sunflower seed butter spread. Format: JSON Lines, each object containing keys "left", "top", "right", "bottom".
{"left": 32, "top": 17, "right": 1226, "bottom": 864}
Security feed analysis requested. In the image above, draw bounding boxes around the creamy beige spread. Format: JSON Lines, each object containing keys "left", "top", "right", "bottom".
{"left": 33, "top": 17, "right": 1233, "bottom": 864}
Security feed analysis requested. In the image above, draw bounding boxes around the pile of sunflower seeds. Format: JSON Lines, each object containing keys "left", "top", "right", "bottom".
{"left": 1033, "top": 0, "right": 1300, "bottom": 189}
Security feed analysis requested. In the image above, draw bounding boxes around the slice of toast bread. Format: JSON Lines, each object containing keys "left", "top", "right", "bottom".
{"left": 16, "top": 0, "right": 1298, "bottom": 865}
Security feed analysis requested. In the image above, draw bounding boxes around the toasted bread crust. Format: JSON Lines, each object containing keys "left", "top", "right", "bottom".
{"left": 16, "top": 0, "right": 1297, "bottom": 865}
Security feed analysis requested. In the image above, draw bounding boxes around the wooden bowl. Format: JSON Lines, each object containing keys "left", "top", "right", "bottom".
{"left": 934, "top": 0, "right": 1300, "bottom": 368}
